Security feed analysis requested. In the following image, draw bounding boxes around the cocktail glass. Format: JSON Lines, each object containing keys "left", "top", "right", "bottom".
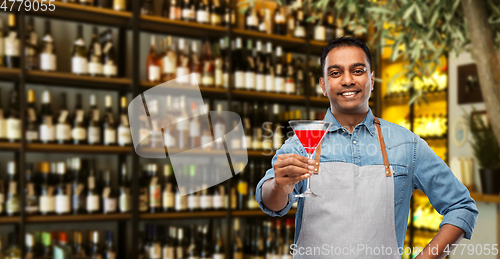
{"left": 289, "top": 120, "right": 332, "bottom": 197}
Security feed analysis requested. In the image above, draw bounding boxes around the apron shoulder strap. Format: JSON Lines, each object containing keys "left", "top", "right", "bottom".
{"left": 373, "top": 115, "right": 392, "bottom": 177}
{"left": 312, "top": 115, "right": 392, "bottom": 177}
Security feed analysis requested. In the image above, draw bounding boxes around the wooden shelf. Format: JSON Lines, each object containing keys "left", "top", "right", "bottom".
{"left": 0, "top": 67, "right": 20, "bottom": 81}
{"left": 26, "top": 71, "right": 131, "bottom": 90}
{"left": 140, "top": 15, "right": 228, "bottom": 38}
{"left": 470, "top": 192, "right": 499, "bottom": 203}
{"left": 26, "top": 143, "right": 132, "bottom": 154}
{"left": 247, "top": 150, "right": 276, "bottom": 157}
{"left": 26, "top": 213, "right": 131, "bottom": 223}
{"left": 232, "top": 90, "right": 305, "bottom": 104}
{"left": 309, "top": 96, "right": 330, "bottom": 107}
{"left": 231, "top": 209, "right": 297, "bottom": 217}
{"left": 141, "top": 81, "right": 228, "bottom": 98}
{"left": 140, "top": 211, "right": 227, "bottom": 219}
{"left": 0, "top": 142, "right": 21, "bottom": 151}
{"left": 136, "top": 147, "right": 273, "bottom": 158}
{"left": 27, "top": 1, "right": 132, "bottom": 26}
{"left": 232, "top": 28, "right": 306, "bottom": 51}
{"left": 0, "top": 216, "right": 20, "bottom": 224}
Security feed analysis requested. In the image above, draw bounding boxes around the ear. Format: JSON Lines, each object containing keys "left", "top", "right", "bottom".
{"left": 370, "top": 71, "right": 375, "bottom": 90}
{"left": 319, "top": 76, "right": 327, "bottom": 96}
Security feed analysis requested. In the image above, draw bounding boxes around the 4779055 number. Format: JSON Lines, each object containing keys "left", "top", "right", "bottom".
{"left": 1, "top": 0, "right": 55, "bottom": 12}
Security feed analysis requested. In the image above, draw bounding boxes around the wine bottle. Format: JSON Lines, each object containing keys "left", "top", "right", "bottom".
{"left": 55, "top": 93, "right": 71, "bottom": 144}
{"left": 147, "top": 35, "right": 161, "bottom": 83}
{"left": 170, "top": 0, "right": 182, "bottom": 19}
{"left": 25, "top": 233, "right": 36, "bottom": 258}
{"left": 88, "top": 231, "right": 102, "bottom": 258}
{"left": 39, "top": 90, "right": 55, "bottom": 144}
{"left": 210, "top": 0, "right": 222, "bottom": 26}
{"left": 220, "top": 38, "right": 230, "bottom": 89}
{"left": 86, "top": 160, "right": 101, "bottom": 214}
{"left": 163, "top": 226, "right": 176, "bottom": 259}
{"left": 191, "top": 42, "right": 202, "bottom": 86}
{"left": 232, "top": 219, "right": 243, "bottom": 259}
{"left": 325, "top": 8, "right": 336, "bottom": 41}
{"left": 181, "top": 0, "right": 195, "bottom": 22}
{"left": 174, "top": 165, "right": 187, "bottom": 212}
{"left": 80, "top": 0, "right": 94, "bottom": 6}
{"left": 336, "top": 18, "right": 345, "bottom": 38}
{"left": 39, "top": 162, "right": 55, "bottom": 215}
{"left": 102, "top": 95, "right": 116, "bottom": 146}
{"left": 5, "top": 233, "right": 21, "bottom": 259}
{"left": 148, "top": 164, "right": 162, "bottom": 213}
{"left": 0, "top": 19, "right": 4, "bottom": 67}
{"left": 200, "top": 103, "right": 213, "bottom": 150}
{"left": 213, "top": 41, "right": 223, "bottom": 88}
{"left": 176, "top": 96, "right": 190, "bottom": 149}
{"left": 72, "top": 94, "right": 87, "bottom": 144}
{"left": 254, "top": 41, "right": 265, "bottom": 92}
{"left": 25, "top": 89, "right": 39, "bottom": 143}
{"left": 233, "top": 37, "right": 245, "bottom": 89}
{"left": 286, "top": 3, "right": 295, "bottom": 37}
{"left": 161, "top": 36, "right": 177, "bottom": 82}
{"left": 251, "top": 103, "right": 262, "bottom": 150}
{"left": 200, "top": 225, "right": 213, "bottom": 259}
{"left": 104, "top": 231, "right": 117, "bottom": 259}
{"left": 117, "top": 96, "right": 131, "bottom": 146}
{"left": 186, "top": 225, "right": 200, "bottom": 259}
{"left": 87, "top": 94, "right": 101, "bottom": 145}
{"left": 88, "top": 27, "right": 103, "bottom": 77}
{"left": 200, "top": 39, "right": 214, "bottom": 87}
{"left": 176, "top": 228, "right": 186, "bottom": 258}
{"left": 73, "top": 231, "right": 87, "bottom": 257}
{"left": 5, "top": 161, "right": 19, "bottom": 216}
{"left": 101, "top": 170, "right": 117, "bottom": 214}
{"left": 199, "top": 167, "right": 212, "bottom": 211}
{"left": 245, "top": 3, "right": 259, "bottom": 31}
{"left": 242, "top": 102, "right": 252, "bottom": 148}
{"left": 275, "top": 219, "right": 283, "bottom": 257}
{"left": 141, "top": 0, "right": 154, "bottom": 15}
{"left": 281, "top": 219, "right": 293, "bottom": 259}
{"left": 186, "top": 165, "right": 200, "bottom": 212}
{"left": 295, "top": 57, "right": 305, "bottom": 96}
{"left": 4, "top": 14, "right": 20, "bottom": 68}
{"left": 236, "top": 161, "right": 249, "bottom": 210}
{"left": 117, "top": 163, "right": 131, "bottom": 213}
{"left": 222, "top": 0, "right": 235, "bottom": 27}
{"left": 245, "top": 39, "right": 256, "bottom": 91}
{"left": 258, "top": 8, "right": 267, "bottom": 33}
{"left": 176, "top": 38, "right": 192, "bottom": 85}
{"left": 196, "top": 0, "right": 210, "bottom": 24}
{"left": 72, "top": 24, "right": 88, "bottom": 75}
{"left": 0, "top": 89, "right": 6, "bottom": 141}
{"left": 24, "top": 163, "right": 39, "bottom": 215}
{"left": 285, "top": 53, "right": 295, "bottom": 95}
{"left": 213, "top": 103, "right": 226, "bottom": 150}
{"left": 272, "top": 104, "right": 283, "bottom": 150}
{"left": 264, "top": 42, "right": 275, "bottom": 92}
{"left": 71, "top": 158, "right": 86, "bottom": 214}
{"left": 189, "top": 102, "right": 201, "bottom": 149}
{"left": 147, "top": 226, "right": 162, "bottom": 259}
{"left": 25, "top": 17, "right": 39, "bottom": 70}
{"left": 314, "top": 13, "right": 326, "bottom": 41}
{"left": 55, "top": 162, "right": 71, "bottom": 215}
{"left": 246, "top": 161, "right": 259, "bottom": 210}
{"left": 161, "top": 164, "right": 175, "bottom": 212}
{"left": 139, "top": 165, "right": 149, "bottom": 213}
{"left": 294, "top": 1, "right": 306, "bottom": 38}
{"left": 274, "top": 46, "right": 285, "bottom": 93}
{"left": 102, "top": 30, "right": 118, "bottom": 78}
{"left": 212, "top": 167, "right": 225, "bottom": 210}
{"left": 264, "top": 221, "right": 278, "bottom": 258}
{"left": 274, "top": 6, "right": 286, "bottom": 35}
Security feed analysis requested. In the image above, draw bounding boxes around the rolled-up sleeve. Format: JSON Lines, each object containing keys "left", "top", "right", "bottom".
{"left": 413, "top": 136, "right": 479, "bottom": 239}
{"left": 255, "top": 136, "right": 306, "bottom": 217}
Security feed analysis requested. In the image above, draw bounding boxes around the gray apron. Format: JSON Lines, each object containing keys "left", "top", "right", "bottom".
{"left": 294, "top": 116, "right": 400, "bottom": 259}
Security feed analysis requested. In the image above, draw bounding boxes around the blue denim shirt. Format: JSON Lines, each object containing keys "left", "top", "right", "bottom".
{"left": 256, "top": 108, "right": 478, "bottom": 249}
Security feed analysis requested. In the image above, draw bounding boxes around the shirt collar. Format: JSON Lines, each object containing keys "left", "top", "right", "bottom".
{"left": 324, "top": 107, "right": 377, "bottom": 136}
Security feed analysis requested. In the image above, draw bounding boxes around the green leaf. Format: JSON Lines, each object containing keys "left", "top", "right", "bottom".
{"left": 414, "top": 5, "right": 424, "bottom": 25}
{"left": 367, "top": 6, "right": 392, "bottom": 14}
{"left": 403, "top": 3, "right": 416, "bottom": 20}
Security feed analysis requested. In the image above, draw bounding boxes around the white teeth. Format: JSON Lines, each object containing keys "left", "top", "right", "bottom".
{"left": 342, "top": 92, "right": 357, "bottom": 96}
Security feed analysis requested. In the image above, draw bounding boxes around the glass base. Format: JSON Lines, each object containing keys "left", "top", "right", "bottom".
{"left": 294, "top": 189, "right": 319, "bottom": 198}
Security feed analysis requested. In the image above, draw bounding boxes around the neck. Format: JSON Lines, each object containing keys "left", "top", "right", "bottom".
{"left": 330, "top": 107, "right": 369, "bottom": 133}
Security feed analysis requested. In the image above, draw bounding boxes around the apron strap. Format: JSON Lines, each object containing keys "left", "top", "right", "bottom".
{"left": 312, "top": 115, "right": 392, "bottom": 176}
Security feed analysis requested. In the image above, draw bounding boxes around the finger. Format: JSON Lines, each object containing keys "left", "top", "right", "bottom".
{"left": 277, "top": 173, "right": 312, "bottom": 185}
{"left": 278, "top": 165, "right": 312, "bottom": 178}
{"left": 277, "top": 153, "right": 315, "bottom": 165}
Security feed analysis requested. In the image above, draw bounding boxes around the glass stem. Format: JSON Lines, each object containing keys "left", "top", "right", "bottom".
{"left": 306, "top": 152, "right": 314, "bottom": 190}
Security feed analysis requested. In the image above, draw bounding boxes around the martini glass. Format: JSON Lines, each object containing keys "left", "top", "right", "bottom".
{"left": 289, "top": 120, "right": 332, "bottom": 197}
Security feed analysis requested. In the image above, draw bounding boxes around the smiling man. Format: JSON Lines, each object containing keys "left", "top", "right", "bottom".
{"left": 256, "top": 37, "right": 478, "bottom": 258}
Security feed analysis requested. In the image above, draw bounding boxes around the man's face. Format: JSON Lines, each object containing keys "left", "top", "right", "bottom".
{"left": 319, "top": 46, "right": 374, "bottom": 114}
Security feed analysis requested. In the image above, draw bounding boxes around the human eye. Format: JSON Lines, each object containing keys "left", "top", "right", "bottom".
{"left": 329, "top": 70, "right": 341, "bottom": 77}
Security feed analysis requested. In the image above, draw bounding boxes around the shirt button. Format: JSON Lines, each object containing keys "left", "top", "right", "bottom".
{"left": 353, "top": 140, "right": 357, "bottom": 144}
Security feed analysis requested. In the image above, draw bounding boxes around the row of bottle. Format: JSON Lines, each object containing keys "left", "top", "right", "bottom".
{"left": 0, "top": 15, "right": 118, "bottom": 77}
{"left": 0, "top": 230, "right": 117, "bottom": 259}
{"left": 57, "top": 0, "right": 127, "bottom": 11}
{"left": 0, "top": 88, "right": 131, "bottom": 145}
{"left": 414, "top": 113, "right": 447, "bottom": 138}
{"left": 137, "top": 218, "right": 295, "bottom": 259}
{"left": 147, "top": 35, "right": 305, "bottom": 96}
{"left": 0, "top": 158, "right": 286, "bottom": 216}
{"left": 385, "top": 71, "right": 448, "bottom": 99}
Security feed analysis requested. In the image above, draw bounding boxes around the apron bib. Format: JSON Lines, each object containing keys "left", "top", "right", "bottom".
{"left": 294, "top": 116, "right": 400, "bottom": 258}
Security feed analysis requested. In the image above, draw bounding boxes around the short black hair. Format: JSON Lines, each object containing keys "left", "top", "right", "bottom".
{"left": 320, "top": 37, "right": 372, "bottom": 77}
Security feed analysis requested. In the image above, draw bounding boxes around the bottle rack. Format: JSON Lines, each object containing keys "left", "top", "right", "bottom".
{"left": 0, "top": 1, "right": 382, "bottom": 258}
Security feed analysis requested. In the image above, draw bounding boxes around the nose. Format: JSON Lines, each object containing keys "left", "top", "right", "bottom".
{"left": 340, "top": 71, "right": 355, "bottom": 86}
